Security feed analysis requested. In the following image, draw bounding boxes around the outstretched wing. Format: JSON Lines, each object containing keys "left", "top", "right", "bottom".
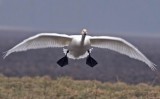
{"left": 4, "top": 33, "right": 72, "bottom": 58}
{"left": 90, "top": 36, "right": 156, "bottom": 71}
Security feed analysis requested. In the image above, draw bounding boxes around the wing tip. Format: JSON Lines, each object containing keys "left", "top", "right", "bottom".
{"left": 149, "top": 63, "right": 157, "bottom": 71}
{"left": 2, "top": 50, "right": 10, "bottom": 59}
{"left": 2, "top": 52, "right": 7, "bottom": 59}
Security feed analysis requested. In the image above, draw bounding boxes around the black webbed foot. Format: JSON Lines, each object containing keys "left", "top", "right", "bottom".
{"left": 57, "top": 55, "right": 68, "bottom": 67}
{"left": 86, "top": 54, "right": 98, "bottom": 67}
{"left": 57, "top": 50, "right": 69, "bottom": 67}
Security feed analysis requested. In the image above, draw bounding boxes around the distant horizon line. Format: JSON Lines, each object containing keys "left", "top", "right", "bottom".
{"left": 0, "top": 25, "right": 159, "bottom": 38}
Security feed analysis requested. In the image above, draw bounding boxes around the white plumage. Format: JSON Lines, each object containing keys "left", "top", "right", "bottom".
{"left": 4, "top": 29, "right": 156, "bottom": 70}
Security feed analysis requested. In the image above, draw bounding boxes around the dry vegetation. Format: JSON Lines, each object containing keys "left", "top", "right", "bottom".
{"left": 0, "top": 75, "right": 159, "bottom": 99}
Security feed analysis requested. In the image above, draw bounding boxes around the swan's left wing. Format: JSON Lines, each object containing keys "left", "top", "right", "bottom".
{"left": 89, "top": 36, "right": 156, "bottom": 71}
{"left": 4, "top": 33, "right": 72, "bottom": 58}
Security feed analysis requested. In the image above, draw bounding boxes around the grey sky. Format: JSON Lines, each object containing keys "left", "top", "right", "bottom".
{"left": 0, "top": 0, "right": 160, "bottom": 35}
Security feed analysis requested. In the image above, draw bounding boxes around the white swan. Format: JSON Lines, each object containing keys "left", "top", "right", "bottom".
{"left": 4, "top": 29, "right": 156, "bottom": 70}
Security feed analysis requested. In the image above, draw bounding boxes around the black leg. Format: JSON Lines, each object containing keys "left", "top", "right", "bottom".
{"left": 57, "top": 50, "right": 69, "bottom": 67}
{"left": 86, "top": 50, "right": 98, "bottom": 67}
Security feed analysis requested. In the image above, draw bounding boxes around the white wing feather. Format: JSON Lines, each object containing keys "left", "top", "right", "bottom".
{"left": 4, "top": 33, "right": 72, "bottom": 58}
{"left": 90, "top": 36, "right": 156, "bottom": 71}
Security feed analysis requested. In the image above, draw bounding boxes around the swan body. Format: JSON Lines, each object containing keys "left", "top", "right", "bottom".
{"left": 4, "top": 29, "right": 156, "bottom": 70}
{"left": 66, "top": 35, "right": 91, "bottom": 59}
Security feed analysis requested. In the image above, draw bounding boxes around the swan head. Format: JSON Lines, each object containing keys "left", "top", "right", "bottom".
{"left": 81, "top": 29, "right": 87, "bottom": 35}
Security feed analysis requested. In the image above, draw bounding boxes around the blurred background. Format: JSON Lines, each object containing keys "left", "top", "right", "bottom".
{"left": 0, "top": 0, "right": 160, "bottom": 84}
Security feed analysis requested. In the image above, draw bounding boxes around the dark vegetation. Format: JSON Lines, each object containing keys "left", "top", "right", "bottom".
{"left": 0, "top": 29, "right": 160, "bottom": 84}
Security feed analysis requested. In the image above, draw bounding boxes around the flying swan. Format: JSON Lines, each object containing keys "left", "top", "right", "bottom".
{"left": 4, "top": 29, "right": 156, "bottom": 71}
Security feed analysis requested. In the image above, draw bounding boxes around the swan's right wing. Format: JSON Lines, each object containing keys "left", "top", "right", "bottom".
{"left": 90, "top": 36, "right": 156, "bottom": 71}
{"left": 4, "top": 33, "right": 72, "bottom": 58}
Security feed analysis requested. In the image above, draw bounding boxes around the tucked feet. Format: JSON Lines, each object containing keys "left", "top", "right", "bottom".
{"left": 57, "top": 50, "right": 69, "bottom": 67}
{"left": 86, "top": 50, "right": 98, "bottom": 67}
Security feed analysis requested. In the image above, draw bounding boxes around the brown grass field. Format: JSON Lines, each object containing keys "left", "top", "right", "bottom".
{"left": 0, "top": 75, "right": 160, "bottom": 99}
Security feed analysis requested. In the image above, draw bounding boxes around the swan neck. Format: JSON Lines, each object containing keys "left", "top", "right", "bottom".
{"left": 81, "top": 34, "right": 86, "bottom": 46}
